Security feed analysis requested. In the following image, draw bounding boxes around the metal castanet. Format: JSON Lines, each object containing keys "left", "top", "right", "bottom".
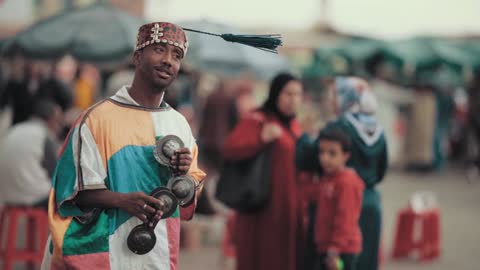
{"left": 127, "top": 225, "right": 156, "bottom": 255}
{"left": 127, "top": 187, "right": 178, "bottom": 255}
{"left": 167, "top": 175, "right": 196, "bottom": 206}
{"left": 150, "top": 187, "right": 178, "bottom": 218}
{"left": 128, "top": 135, "right": 198, "bottom": 254}
{"left": 155, "top": 135, "right": 197, "bottom": 206}
{"left": 153, "top": 135, "right": 185, "bottom": 167}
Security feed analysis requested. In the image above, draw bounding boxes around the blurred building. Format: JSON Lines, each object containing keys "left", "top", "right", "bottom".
{"left": 109, "top": 0, "right": 144, "bottom": 17}
{"left": 0, "top": 0, "right": 145, "bottom": 38}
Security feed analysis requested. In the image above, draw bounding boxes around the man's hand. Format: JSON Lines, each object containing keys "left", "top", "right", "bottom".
{"left": 117, "top": 192, "right": 165, "bottom": 228}
{"left": 75, "top": 190, "right": 164, "bottom": 228}
{"left": 170, "top": 147, "right": 192, "bottom": 175}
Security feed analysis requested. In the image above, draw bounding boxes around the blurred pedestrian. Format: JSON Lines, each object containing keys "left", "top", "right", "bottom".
{"left": 405, "top": 85, "right": 436, "bottom": 171}
{"left": 0, "top": 99, "right": 62, "bottom": 210}
{"left": 73, "top": 64, "right": 100, "bottom": 110}
{"left": 467, "top": 74, "right": 480, "bottom": 172}
{"left": 299, "top": 128, "right": 364, "bottom": 270}
{"left": 433, "top": 86, "right": 454, "bottom": 170}
{"left": 199, "top": 80, "right": 238, "bottom": 173}
{"left": 36, "top": 61, "right": 74, "bottom": 113}
{"left": 2, "top": 55, "right": 34, "bottom": 124}
{"left": 222, "top": 73, "right": 303, "bottom": 270}
{"left": 106, "top": 67, "right": 135, "bottom": 97}
{"left": 296, "top": 77, "right": 387, "bottom": 270}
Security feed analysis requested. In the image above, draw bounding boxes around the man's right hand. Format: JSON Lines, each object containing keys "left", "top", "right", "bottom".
{"left": 117, "top": 192, "right": 165, "bottom": 227}
{"left": 75, "top": 190, "right": 164, "bottom": 228}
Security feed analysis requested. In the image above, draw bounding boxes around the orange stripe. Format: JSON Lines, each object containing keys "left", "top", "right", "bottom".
{"left": 47, "top": 189, "right": 73, "bottom": 269}
{"left": 181, "top": 144, "right": 207, "bottom": 220}
{"left": 188, "top": 144, "right": 206, "bottom": 191}
{"left": 84, "top": 100, "right": 156, "bottom": 168}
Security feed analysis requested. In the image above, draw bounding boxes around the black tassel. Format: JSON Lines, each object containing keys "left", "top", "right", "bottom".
{"left": 220, "top": 34, "right": 282, "bottom": 53}
{"left": 183, "top": 28, "right": 283, "bottom": 53}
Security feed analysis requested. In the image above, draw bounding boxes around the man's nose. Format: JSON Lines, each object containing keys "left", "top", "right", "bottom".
{"left": 161, "top": 51, "right": 173, "bottom": 67}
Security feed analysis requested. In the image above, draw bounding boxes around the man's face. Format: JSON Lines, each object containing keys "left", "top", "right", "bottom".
{"left": 135, "top": 43, "right": 183, "bottom": 91}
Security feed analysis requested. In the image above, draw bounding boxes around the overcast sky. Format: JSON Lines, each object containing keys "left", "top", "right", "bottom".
{"left": 146, "top": 0, "right": 480, "bottom": 39}
{"left": 1, "top": 0, "right": 478, "bottom": 40}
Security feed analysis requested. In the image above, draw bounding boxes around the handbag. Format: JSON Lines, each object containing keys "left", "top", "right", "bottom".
{"left": 215, "top": 145, "right": 272, "bottom": 213}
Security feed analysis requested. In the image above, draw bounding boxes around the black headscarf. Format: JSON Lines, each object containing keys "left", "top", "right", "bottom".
{"left": 261, "top": 72, "right": 299, "bottom": 127}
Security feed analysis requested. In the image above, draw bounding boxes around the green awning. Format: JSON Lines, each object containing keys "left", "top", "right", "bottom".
{"left": 3, "top": 3, "right": 146, "bottom": 63}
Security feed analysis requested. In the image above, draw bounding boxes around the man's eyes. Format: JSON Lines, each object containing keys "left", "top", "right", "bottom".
{"left": 174, "top": 51, "right": 183, "bottom": 60}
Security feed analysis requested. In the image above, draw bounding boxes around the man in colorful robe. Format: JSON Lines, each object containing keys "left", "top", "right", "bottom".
{"left": 41, "top": 22, "right": 206, "bottom": 270}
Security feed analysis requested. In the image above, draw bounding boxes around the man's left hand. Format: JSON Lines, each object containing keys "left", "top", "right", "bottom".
{"left": 170, "top": 147, "right": 192, "bottom": 175}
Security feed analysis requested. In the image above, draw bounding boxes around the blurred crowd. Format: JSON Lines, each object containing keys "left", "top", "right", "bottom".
{"left": 0, "top": 54, "right": 260, "bottom": 207}
{"left": 0, "top": 42, "right": 479, "bottom": 270}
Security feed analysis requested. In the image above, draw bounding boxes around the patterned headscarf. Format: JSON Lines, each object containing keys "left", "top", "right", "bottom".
{"left": 135, "top": 22, "right": 189, "bottom": 56}
{"left": 334, "top": 77, "right": 382, "bottom": 145}
{"left": 335, "top": 76, "right": 377, "bottom": 115}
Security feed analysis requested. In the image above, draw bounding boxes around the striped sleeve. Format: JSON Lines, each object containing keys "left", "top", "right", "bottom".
{"left": 53, "top": 118, "right": 107, "bottom": 218}
{"left": 180, "top": 142, "right": 206, "bottom": 220}
{"left": 183, "top": 121, "right": 206, "bottom": 186}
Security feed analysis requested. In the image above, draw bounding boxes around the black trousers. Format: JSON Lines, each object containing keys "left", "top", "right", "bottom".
{"left": 313, "top": 253, "right": 357, "bottom": 270}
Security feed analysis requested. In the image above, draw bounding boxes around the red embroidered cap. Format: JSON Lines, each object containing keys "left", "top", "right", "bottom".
{"left": 135, "top": 22, "right": 188, "bottom": 56}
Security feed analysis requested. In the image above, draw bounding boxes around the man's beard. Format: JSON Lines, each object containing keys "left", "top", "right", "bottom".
{"left": 143, "top": 67, "right": 172, "bottom": 92}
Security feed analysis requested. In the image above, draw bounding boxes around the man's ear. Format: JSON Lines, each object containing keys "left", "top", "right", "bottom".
{"left": 344, "top": 151, "right": 351, "bottom": 162}
{"left": 132, "top": 51, "right": 141, "bottom": 66}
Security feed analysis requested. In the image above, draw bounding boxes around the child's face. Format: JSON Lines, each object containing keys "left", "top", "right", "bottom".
{"left": 318, "top": 139, "right": 350, "bottom": 175}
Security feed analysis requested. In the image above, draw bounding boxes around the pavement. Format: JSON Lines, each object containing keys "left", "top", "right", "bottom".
{"left": 179, "top": 167, "right": 480, "bottom": 270}
{"left": 3, "top": 167, "right": 479, "bottom": 270}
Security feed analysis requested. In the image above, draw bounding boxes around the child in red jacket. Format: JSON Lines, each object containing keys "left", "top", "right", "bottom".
{"left": 311, "top": 128, "right": 365, "bottom": 270}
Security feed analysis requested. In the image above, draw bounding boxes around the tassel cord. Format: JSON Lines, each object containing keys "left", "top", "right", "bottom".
{"left": 182, "top": 27, "right": 282, "bottom": 53}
